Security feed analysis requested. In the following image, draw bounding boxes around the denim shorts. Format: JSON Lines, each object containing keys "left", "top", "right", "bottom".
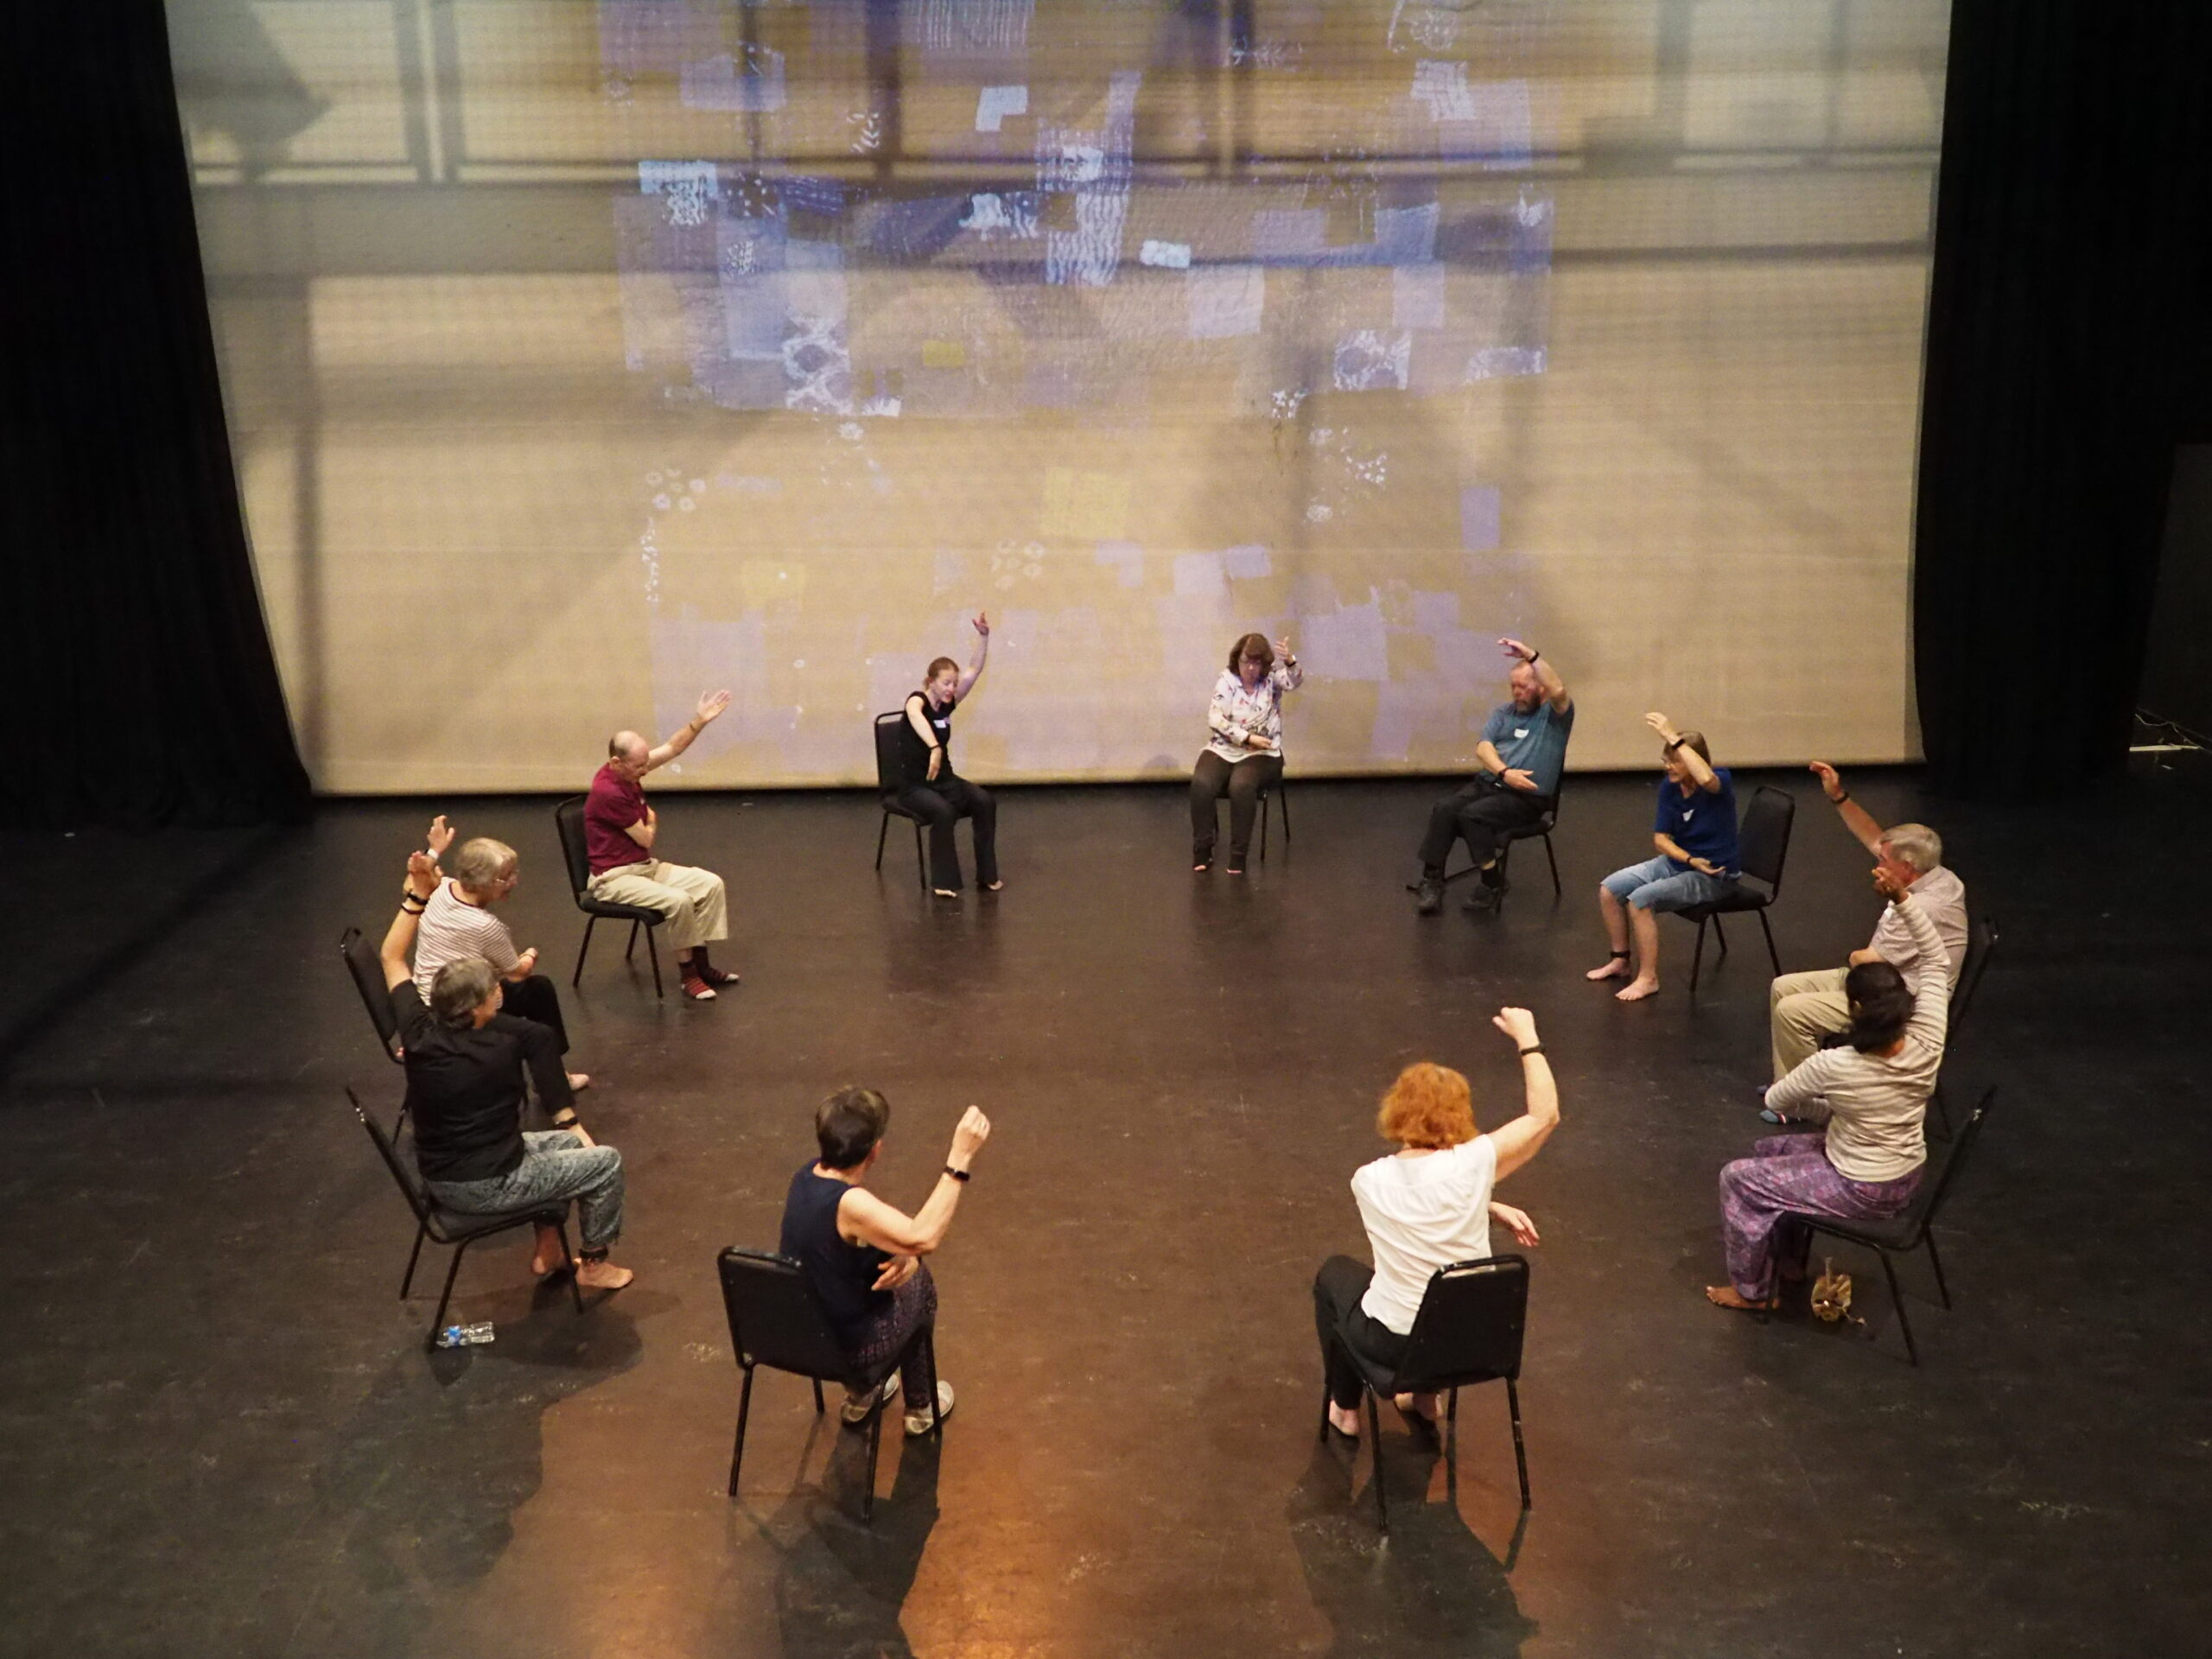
{"left": 1601, "top": 854, "right": 1740, "bottom": 912}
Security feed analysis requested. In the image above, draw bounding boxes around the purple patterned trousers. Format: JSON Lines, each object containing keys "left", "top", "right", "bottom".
{"left": 846, "top": 1262, "right": 938, "bottom": 1410}
{"left": 1719, "top": 1134, "right": 1922, "bottom": 1301}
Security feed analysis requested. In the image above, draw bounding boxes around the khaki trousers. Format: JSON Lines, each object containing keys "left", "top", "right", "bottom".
{"left": 1770, "top": 966, "right": 1851, "bottom": 1081}
{"left": 588, "top": 859, "right": 728, "bottom": 953}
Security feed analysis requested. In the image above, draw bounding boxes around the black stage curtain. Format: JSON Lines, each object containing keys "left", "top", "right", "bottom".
{"left": 1913, "top": 0, "right": 2212, "bottom": 798}
{"left": 0, "top": 2, "right": 309, "bottom": 828}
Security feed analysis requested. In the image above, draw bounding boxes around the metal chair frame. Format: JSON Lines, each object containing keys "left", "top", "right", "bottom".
{"left": 1926, "top": 918, "right": 1999, "bottom": 1141}
{"left": 353, "top": 1087, "right": 583, "bottom": 1350}
{"left": 338, "top": 926, "right": 407, "bottom": 1068}
{"left": 872, "top": 712, "right": 931, "bottom": 893}
{"left": 1679, "top": 784, "right": 1796, "bottom": 991}
{"left": 554, "top": 796, "right": 665, "bottom": 998}
{"left": 1403, "top": 784, "right": 1565, "bottom": 903}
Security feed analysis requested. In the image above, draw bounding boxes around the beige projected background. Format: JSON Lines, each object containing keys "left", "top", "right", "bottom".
{"left": 170, "top": 0, "right": 1947, "bottom": 792}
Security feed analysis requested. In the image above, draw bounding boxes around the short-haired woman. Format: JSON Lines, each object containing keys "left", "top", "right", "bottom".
{"left": 1586, "top": 711, "right": 1744, "bottom": 1002}
{"left": 899, "top": 613, "right": 999, "bottom": 899}
{"left": 1314, "top": 1009, "right": 1559, "bottom": 1437}
{"left": 1191, "top": 632, "right": 1301, "bottom": 874}
{"left": 779, "top": 1088, "right": 992, "bottom": 1436}
{"left": 1707, "top": 861, "right": 1948, "bottom": 1312}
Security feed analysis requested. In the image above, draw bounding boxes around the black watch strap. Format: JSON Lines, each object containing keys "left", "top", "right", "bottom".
{"left": 1517, "top": 1044, "right": 1545, "bottom": 1058}
{"left": 944, "top": 1165, "right": 970, "bottom": 1182}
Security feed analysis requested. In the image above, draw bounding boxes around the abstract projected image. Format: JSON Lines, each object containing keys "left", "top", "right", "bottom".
{"left": 174, "top": 1, "right": 1948, "bottom": 791}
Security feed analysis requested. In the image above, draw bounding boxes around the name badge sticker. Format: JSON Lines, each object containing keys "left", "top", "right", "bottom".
{"left": 1513, "top": 728, "right": 1529, "bottom": 739}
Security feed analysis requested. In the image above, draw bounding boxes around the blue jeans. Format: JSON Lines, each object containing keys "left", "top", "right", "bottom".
{"left": 1601, "top": 854, "right": 1739, "bottom": 912}
{"left": 425, "top": 1129, "right": 625, "bottom": 1253}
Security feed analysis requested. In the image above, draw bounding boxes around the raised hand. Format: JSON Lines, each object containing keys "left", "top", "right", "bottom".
{"left": 971, "top": 611, "right": 991, "bottom": 637}
{"left": 1493, "top": 1006, "right": 1539, "bottom": 1048}
{"left": 404, "top": 850, "right": 440, "bottom": 899}
{"left": 1273, "top": 636, "right": 1293, "bottom": 662}
{"left": 1643, "top": 711, "right": 1677, "bottom": 741}
{"left": 1808, "top": 760, "right": 1845, "bottom": 801}
{"left": 950, "top": 1104, "right": 991, "bottom": 1166}
{"left": 425, "top": 815, "right": 455, "bottom": 858}
{"left": 1498, "top": 637, "right": 1535, "bottom": 664}
{"left": 1872, "top": 857, "right": 1912, "bottom": 902}
{"left": 696, "top": 689, "right": 733, "bottom": 724}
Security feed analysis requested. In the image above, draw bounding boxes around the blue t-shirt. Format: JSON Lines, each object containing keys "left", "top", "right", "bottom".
{"left": 1654, "top": 766, "right": 1740, "bottom": 874}
{"left": 1478, "top": 699, "right": 1574, "bottom": 797}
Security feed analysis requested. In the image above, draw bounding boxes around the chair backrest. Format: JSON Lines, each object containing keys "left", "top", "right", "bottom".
{"left": 1736, "top": 785, "right": 1796, "bottom": 893}
{"left": 339, "top": 927, "right": 404, "bottom": 1061}
{"left": 1392, "top": 1255, "right": 1530, "bottom": 1390}
{"left": 1947, "top": 917, "right": 1999, "bottom": 1045}
{"left": 553, "top": 796, "right": 594, "bottom": 899}
{"left": 873, "top": 710, "right": 916, "bottom": 794}
{"left": 1903, "top": 1084, "right": 1996, "bottom": 1241}
{"left": 352, "top": 1085, "right": 433, "bottom": 1227}
{"left": 718, "top": 1246, "right": 861, "bottom": 1381}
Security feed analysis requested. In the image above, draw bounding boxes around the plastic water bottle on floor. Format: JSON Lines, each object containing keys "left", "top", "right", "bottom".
{"left": 435, "top": 1321, "right": 494, "bottom": 1348}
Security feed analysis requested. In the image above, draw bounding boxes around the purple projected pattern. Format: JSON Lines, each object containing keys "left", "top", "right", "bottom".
{"left": 601, "top": 1, "right": 1552, "bottom": 779}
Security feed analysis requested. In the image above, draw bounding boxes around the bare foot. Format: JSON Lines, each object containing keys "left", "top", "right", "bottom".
{"left": 566, "top": 1072, "right": 591, "bottom": 1093}
{"left": 1615, "top": 977, "right": 1661, "bottom": 1002}
{"left": 985, "top": 880, "right": 1004, "bottom": 892}
{"left": 933, "top": 887, "right": 959, "bottom": 899}
{"left": 575, "top": 1258, "right": 635, "bottom": 1292}
{"left": 1705, "top": 1285, "right": 1776, "bottom": 1312}
{"left": 1586, "top": 956, "right": 1631, "bottom": 982}
{"left": 1326, "top": 1402, "right": 1362, "bottom": 1437}
{"left": 1393, "top": 1390, "right": 1441, "bottom": 1423}
{"left": 530, "top": 1225, "right": 568, "bottom": 1277}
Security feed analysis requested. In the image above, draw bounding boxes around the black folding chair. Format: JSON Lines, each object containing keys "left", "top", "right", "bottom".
{"left": 553, "top": 795, "right": 665, "bottom": 998}
{"left": 353, "top": 1087, "right": 583, "bottom": 1350}
{"left": 1403, "top": 780, "right": 1565, "bottom": 903}
{"left": 1926, "top": 918, "right": 1998, "bottom": 1141}
{"left": 1784, "top": 1086, "right": 1996, "bottom": 1366}
{"left": 871, "top": 713, "right": 931, "bottom": 893}
{"left": 718, "top": 1247, "right": 942, "bottom": 1521}
{"left": 338, "top": 927, "right": 406, "bottom": 1068}
{"left": 1679, "top": 784, "right": 1796, "bottom": 991}
{"left": 1254, "top": 772, "right": 1293, "bottom": 861}
{"left": 1320, "top": 1255, "right": 1531, "bottom": 1532}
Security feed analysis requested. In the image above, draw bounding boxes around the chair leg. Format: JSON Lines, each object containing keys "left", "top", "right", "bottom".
{"left": 728, "top": 1365, "right": 754, "bottom": 1497}
{"left": 812, "top": 1377, "right": 826, "bottom": 1414}
{"left": 556, "top": 1221, "right": 583, "bottom": 1314}
{"left": 1543, "top": 833, "right": 1560, "bottom": 897}
{"left": 1689, "top": 918, "right": 1709, "bottom": 992}
{"left": 1446, "top": 1386, "right": 1460, "bottom": 1497}
{"left": 428, "top": 1239, "right": 471, "bottom": 1350}
{"left": 1506, "top": 1378, "right": 1531, "bottom": 1510}
{"left": 1279, "top": 783, "right": 1291, "bottom": 847}
{"left": 625, "top": 919, "right": 639, "bottom": 962}
{"left": 1758, "top": 910, "right": 1781, "bottom": 978}
{"left": 874, "top": 810, "right": 890, "bottom": 871}
{"left": 862, "top": 1389, "right": 885, "bottom": 1523}
{"left": 1258, "top": 793, "right": 1269, "bottom": 862}
{"left": 1924, "top": 1230, "right": 1953, "bottom": 1310}
{"left": 1366, "top": 1388, "right": 1388, "bottom": 1534}
{"left": 1878, "top": 1249, "right": 1918, "bottom": 1365}
{"left": 1713, "top": 914, "right": 1730, "bottom": 955}
{"left": 400, "top": 1222, "right": 429, "bottom": 1300}
{"left": 572, "top": 915, "right": 596, "bottom": 988}
{"left": 925, "top": 1331, "right": 944, "bottom": 1435}
{"left": 912, "top": 823, "right": 927, "bottom": 893}
{"left": 1318, "top": 1379, "right": 1332, "bottom": 1442}
{"left": 643, "top": 925, "right": 663, "bottom": 1000}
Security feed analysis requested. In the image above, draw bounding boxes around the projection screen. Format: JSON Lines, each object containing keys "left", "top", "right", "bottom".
{"left": 168, "top": 0, "right": 1948, "bottom": 792}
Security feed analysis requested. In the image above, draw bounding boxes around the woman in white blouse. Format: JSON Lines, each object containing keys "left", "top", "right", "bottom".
{"left": 1315, "top": 1008, "right": 1559, "bottom": 1437}
{"left": 1191, "top": 632, "right": 1302, "bottom": 874}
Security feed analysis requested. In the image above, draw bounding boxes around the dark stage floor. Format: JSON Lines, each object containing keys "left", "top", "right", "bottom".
{"left": 2, "top": 763, "right": 2206, "bottom": 1658}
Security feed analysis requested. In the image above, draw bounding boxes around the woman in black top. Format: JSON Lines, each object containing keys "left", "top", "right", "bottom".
{"left": 779, "top": 1087, "right": 992, "bottom": 1437}
{"left": 897, "top": 612, "right": 999, "bottom": 898}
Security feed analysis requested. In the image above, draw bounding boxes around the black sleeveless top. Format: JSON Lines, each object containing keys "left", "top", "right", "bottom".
{"left": 897, "top": 691, "right": 957, "bottom": 785}
{"left": 779, "top": 1164, "right": 890, "bottom": 1339}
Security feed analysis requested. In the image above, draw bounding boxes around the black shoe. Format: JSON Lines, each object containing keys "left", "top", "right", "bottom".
{"left": 1414, "top": 876, "right": 1444, "bottom": 916}
{"left": 1462, "top": 882, "right": 1501, "bottom": 912}
{"left": 1225, "top": 852, "right": 1247, "bottom": 875}
{"left": 1479, "top": 862, "right": 1508, "bottom": 892}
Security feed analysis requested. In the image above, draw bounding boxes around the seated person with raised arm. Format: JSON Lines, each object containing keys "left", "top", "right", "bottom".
{"left": 1765, "top": 762, "right": 1967, "bottom": 1090}
{"left": 411, "top": 823, "right": 590, "bottom": 1111}
{"left": 1190, "top": 632, "right": 1301, "bottom": 874}
{"left": 1586, "top": 713, "right": 1743, "bottom": 1003}
{"left": 1314, "top": 1007, "right": 1557, "bottom": 1437}
{"left": 1708, "top": 861, "right": 1947, "bottom": 1313}
{"left": 380, "top": 824, "right": 632, "bottom": 1292}
{"left": 1414, "top": 639, "right": 1572, "bottom": 915}
{"left": 896, "top": 613, "right": 999, "bottom": 899}
{"left": 586, "top": 689, "right": 738, "bottom": 1003}
{"left": 779, "top": 1089, "right": 991, "bottom": 1437}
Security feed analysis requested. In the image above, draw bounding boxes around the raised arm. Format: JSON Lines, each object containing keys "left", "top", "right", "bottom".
{"left": 645, "top": 689, "right": 733, "bottom": 770}
{"left": 1874, "top": 865, "right": 1950, "bottom": 1051}
{"left": 838, "top": 1108, "right": 991, "bottom": 1256}
{"left": 1808, "top": 762, "right": 1885, "bottom": 855}
{"left": 1483, "top": 1007, "right": 1560, "bottom": 1180}
{"left": 955, "top": 613, "right": 991, "bottom": 699}
{"left": 377, "top": 817, "right": 452, "bottom": 988}
{"left": 1647, "top": 713, "right": 1719, "bottom": 791}
{"left": 1501, "top": 638, "right": 1568, "bottom": 711}
{"left": 1271, "top": 637, "right": 1303, "bottom": 693}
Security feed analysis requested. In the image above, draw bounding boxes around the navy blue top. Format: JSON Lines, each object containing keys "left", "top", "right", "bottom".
{"left": 779, "top": 1164, "right": 891, "bottom": 1342}
{"left": 1653, "top": 766, "right": 1740, "bottom": 875}
{"left": 1479, "top": 698, "right": 1574, "bottom": 798}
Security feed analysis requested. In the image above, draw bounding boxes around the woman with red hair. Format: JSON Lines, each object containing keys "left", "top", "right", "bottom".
{"left": 1314, "top": 1008, "right": 1560, "bottom": 1436}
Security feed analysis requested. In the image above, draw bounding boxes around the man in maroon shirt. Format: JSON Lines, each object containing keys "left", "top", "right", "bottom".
{"left": 585, "top": 689, "right": 737, "bottom": 1002}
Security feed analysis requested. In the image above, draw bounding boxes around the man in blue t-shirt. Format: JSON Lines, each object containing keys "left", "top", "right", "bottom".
{"left": 1586, "top": 711, "right": 1744, "bottom": 1001}
{"left": 1414, "top": 639, "right": 1574, "bottom": 914}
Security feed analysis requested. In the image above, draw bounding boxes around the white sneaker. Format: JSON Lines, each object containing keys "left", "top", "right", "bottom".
{"left": 841, "top": 1375, "right": 897, "bottom": 1425}
{"left": 905, "top": 1380, "right": 955, "bottom": 1437}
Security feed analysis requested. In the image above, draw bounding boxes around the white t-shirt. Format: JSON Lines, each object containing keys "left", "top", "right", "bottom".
{"left": 1351, "top": 1136, "right": 1497, "bottom": 1334}
{"left": 412, "top": 880, "right": 521, "bottom": 998}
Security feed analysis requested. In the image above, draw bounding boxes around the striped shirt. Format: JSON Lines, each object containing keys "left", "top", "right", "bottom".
{"left": 412, "top": 880, "right": 522, "bottom": 998}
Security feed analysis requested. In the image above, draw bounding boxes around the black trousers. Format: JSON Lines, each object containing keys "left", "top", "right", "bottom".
{"left": 1418, "top": 775, "right": 1552, "bottom": 876}
{"left": 1190, "top": 750, "right": 1281, "bottom": 858}
{"left": 895, "top": 775, "right": 998, "bottom": 891}
{"left": 497, "top": 973, "right": 569, "bottom": 1053}
{"left": 1314, "top": 1255, "right": 1409, "bottom": 1412}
